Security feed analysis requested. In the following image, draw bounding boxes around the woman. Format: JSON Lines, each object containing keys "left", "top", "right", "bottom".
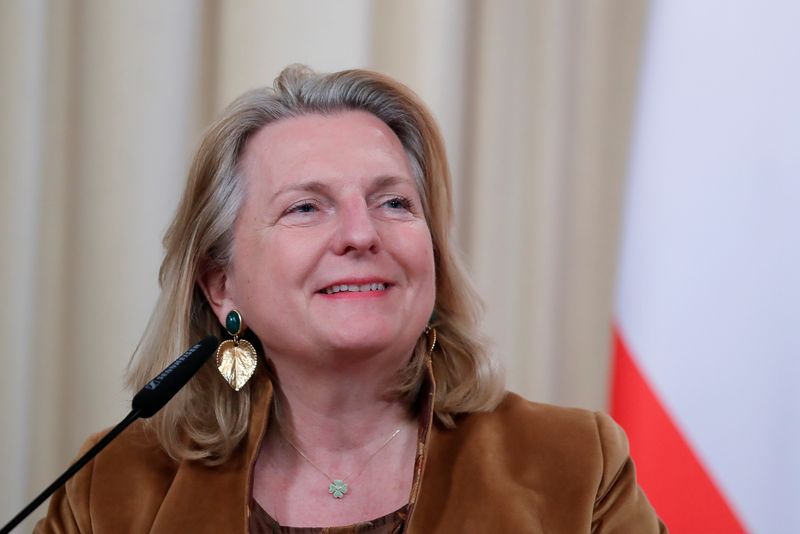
{"left": 37, "top": 65, "right": 665, "bottom": 532}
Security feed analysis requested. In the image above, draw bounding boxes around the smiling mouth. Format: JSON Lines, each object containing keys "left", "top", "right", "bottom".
{"left": 321, "top": 282, "right": 388, "bottom": 295}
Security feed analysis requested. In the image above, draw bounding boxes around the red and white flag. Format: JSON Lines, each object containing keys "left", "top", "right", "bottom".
{"left": 611, "top": 2, "right": 800, "bottom": 533}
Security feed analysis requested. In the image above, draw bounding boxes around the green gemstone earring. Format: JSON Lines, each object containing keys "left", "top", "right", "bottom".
{"left": 215, "top": 310, "right": 258, "bottom": 391}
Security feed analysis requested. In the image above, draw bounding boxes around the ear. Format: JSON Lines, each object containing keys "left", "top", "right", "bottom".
{"left": 197, "top": 262, "right": 235, "bottom": 327}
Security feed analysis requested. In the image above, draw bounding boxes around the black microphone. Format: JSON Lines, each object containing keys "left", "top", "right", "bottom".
{"left": 0, "top": 336, "right": 219, "bottom": 534}
{"left": 132, "top": 335, "right": 219, "bottom": 417}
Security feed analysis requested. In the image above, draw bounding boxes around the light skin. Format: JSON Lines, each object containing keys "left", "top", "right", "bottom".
{"left": 200, "top": 111, "right": 436, "bottom": 526}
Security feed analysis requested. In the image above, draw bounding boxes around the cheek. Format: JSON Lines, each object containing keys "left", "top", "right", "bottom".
{"left": 227, "top": 235, "right": 274, "bottom": 311}
{"left": 423, "top": 248, "right": 437, "bottom": 306}
{"left": 419, "top": 240, "right": 436, "bottom": 287}
{"left": 269, "top": 230, "right": 325, "bottom": 285}
{"left": 233, "top": 231, "right": 320, "bottom": 304}
{"left": 400, "top": 226, "right": 436, "bottom": 295}
{"left": 228, "top": 236, "right": 316, "bottom": 345}
{"left": 408, "top": 233, "right": 437, "bottom": 331}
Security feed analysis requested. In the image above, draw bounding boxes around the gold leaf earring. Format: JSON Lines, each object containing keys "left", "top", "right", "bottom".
{"left": 216, "top": 310, "right": 258, "bottom": 391}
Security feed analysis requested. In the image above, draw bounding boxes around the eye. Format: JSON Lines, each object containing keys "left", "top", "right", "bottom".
{"left": 286, "top": 201, "right": 318, "bottom": 215}
{"left": 382, "top": 196, "right": 414, "bottom": 211}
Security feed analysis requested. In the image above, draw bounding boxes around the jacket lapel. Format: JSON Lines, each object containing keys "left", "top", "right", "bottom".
{"left": 149, "top": 365, "right": 273, "bottom": 533}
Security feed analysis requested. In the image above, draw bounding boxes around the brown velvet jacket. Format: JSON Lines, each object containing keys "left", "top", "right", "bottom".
{"left": 36, "top": 358, "right": 666, "bottom": 533}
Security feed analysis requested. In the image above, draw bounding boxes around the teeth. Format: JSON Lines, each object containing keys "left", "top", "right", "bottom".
{"left": 323, "top": 283, "right": 386, "bottom": 294}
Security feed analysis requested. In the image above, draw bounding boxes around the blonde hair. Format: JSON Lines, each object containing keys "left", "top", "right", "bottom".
{"left": 127, "top": 65, "right": 505, "bottom": 464}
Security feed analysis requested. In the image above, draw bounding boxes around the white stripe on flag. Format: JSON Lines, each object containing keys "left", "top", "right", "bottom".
{"left": 616, "top": 1, "right": 800, "bottom": 532}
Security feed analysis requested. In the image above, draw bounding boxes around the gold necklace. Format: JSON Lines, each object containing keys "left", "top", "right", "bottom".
{"left": 284, "top": 428, "right": 402, "bottom": 499}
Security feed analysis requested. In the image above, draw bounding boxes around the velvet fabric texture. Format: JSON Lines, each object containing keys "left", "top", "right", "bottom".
{"left": 35, "top": 360, "right": 666, "bottom": 533}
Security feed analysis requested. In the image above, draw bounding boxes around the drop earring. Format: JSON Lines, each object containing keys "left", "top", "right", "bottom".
{"left": 424, "top": 325, "right": 437, "bottom": 354}
{"left": 216, "top": 310, "right": 258, "bottom": 391}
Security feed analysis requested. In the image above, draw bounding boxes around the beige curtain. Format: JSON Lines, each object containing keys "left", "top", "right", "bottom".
{"left": 0, "top": 0, "right": 647, "bottom": 525}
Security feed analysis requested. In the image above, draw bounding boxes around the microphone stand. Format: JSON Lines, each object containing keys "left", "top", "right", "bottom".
{"left": 0, "top": 409, "right": 142, "bottom": 534}
{"left": 0, "top": 335, "right": 217, "bottom": 533}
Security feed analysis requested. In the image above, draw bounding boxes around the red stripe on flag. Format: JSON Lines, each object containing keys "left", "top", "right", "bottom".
{"left": 610, "top": 326, "right": 747, "bottom": 533}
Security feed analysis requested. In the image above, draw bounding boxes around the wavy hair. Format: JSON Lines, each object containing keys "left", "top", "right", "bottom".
{"left": 126, "top": 65, "right": 505, "bottom": 464}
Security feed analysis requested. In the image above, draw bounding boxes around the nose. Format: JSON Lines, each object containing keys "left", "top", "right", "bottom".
{"left": 332, "top": 199, "right": 381, "bottom": 255}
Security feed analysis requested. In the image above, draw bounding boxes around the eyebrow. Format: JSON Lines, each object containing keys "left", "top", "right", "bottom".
{"left": 273, "top": 180, "right": 329, "bottom": 199}
{"left": 272, "top": 175, "right": 413, "bottom": 200}
{"left": 372, "top": 175, "right": 412, "bottom": 189}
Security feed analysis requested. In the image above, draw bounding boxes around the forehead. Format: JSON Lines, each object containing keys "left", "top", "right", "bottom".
{"left": 239, "top": 110, "right": 414, "bottom": 192}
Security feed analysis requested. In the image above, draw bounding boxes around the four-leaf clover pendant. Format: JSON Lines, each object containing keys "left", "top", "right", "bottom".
{"left": 329, "top": 479, "right": 348, "bottom": 498}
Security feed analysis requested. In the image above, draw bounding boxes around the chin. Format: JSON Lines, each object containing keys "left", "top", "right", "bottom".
{"left": 326, "top": 335, "right": 395, "bottom": 354}
{"left": 310, "top": 314, "right": 424, "bottom": 357}
{"left": 322, "top": 328, "right": 410, "bottom": 357}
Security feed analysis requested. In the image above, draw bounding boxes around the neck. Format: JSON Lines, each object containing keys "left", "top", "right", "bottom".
{"left": 266, "top": 347, "right": 417, "bottom": 452}
{"left": 252, "top": 347, "right": 423, "bottom": 525}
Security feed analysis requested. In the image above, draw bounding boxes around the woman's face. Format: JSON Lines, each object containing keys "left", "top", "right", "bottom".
{"left": 219, "top": 111, "right": 435, "bottom": 364}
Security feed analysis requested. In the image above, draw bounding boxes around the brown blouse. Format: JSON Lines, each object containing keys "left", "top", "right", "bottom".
{"left": 249, "top": 500, "right": 407, "bottom": 533}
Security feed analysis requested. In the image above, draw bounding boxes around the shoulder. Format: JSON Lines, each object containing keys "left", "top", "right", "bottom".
{"left": 76, "top": 419, "right": 178, "bottom": 488}
{"left": 414, "top": 392, "right": 665, "bottom": 532}
{"left": 439, "top": 392, "right": 622, "bottom": 483}
{"left": 452, "top": 392, "right": 628, "bottom": 457}
{"left": 36, "top": 421, "right": 179, "bottom": 533}
{"left": 453, "top": 392, "right": 643, "bottom": 502}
